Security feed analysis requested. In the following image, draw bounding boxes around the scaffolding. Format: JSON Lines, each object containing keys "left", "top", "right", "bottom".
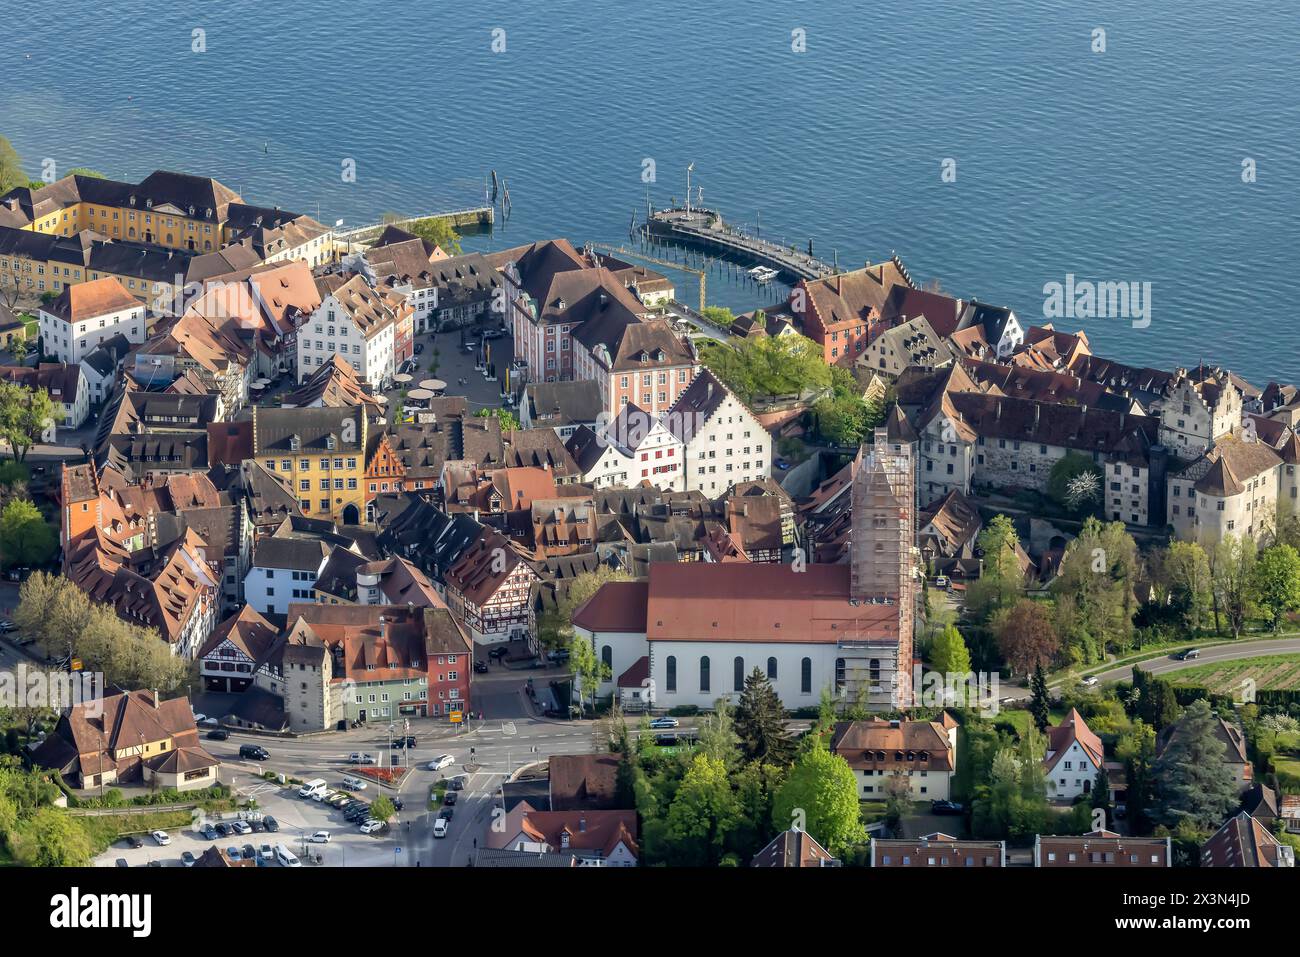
{"left": 849, "top": 427, "right": 916, "bottom": 708}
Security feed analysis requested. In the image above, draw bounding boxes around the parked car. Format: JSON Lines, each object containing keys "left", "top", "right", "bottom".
{"left": 0, "top": 619, "right": 15, "bottom": 632}
{"left": 262, "top": 816, "right": 279, "bottom": 833}
{"left": 309, "top": 830, "right": 331, "bottom": 844}
{"left": 546, "top": 649, "right": 570, "bottom": 663}
{"left": 206, "top": 729, "right": 229, "bottom": 741}
{"left": 226, "top": 846, "right": 242, "bottom": 861}
{"left": 200, "top": 823, "right": 218, "bottom": 840}
{"left": 774, "top": 457, "right": 790, "bottom": 471}
{"left": 342, "top": 776, "right": 368, "bottom": 791}
{"left": 414, "top": 342, "right": 425, "bottom": 354}
{"left": 231, "top": 820, "right": 251, "bottom": 835}
{"left": 359, "top": 819, "right": 384, "bottom": 834}
{"left": 931, "top": 800, "right": 965, "bottom": 815}
{"left": 429, "top": 754, "right": 454, "bottom": 771}
{"left": 443, "top": 791, "right": 457, "bottom": 806}
{"left": 473, "top": 660, "right": 489, "bottom": 674}
{"left": 214, "top": 822, "right": 230, "bottom": 837}
{"left": 181, "top": 851, "right": 196, "bottom": 867}
{"left": 125, "top": 834, "right": 144, "bottom": 849}
{"left": 446, "top": 776, "right": 466, "bottom": 791}
{"left": 259, "top": 844, "right": 274, "bottom": 865}
{"left": 151, "top": 830, "right": 171, "bottom": 846}
{"left": 115, "top": 858, "right": 129, "bottom": 868}
{"left": 239, "top": 744, "right": 269, "bottom": 760}
{"left": 933, "top": 575, "right": 951, "bottom": 590}
{"left": 649, "top": 717, "right": 679, "bottom": 729}
{"left": 488, "top": 646, "right": 508, "bottom": 659}
{"left": 241, "top": 844, "right": 256, "bottom": 861}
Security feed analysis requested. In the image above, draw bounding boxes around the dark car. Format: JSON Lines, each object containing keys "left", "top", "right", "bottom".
{"left": 931, "top": 800, "right": 965, "bottom": 815}
{"left": 125, "top": 835, "right": 144, "bottom": 849}
{"left": 206, "top": 729, "right": 229, "bottom": 741}
{"left": 242, "top": 843, "right": 256, "bottom": 861}
{"left": 414, "top": 342, "right": 425, "bottom": 355}
{"left": 488, "top": 647, "right": 508, "bottom": 660}
{"left": 392, "top": 737, "right": 407, "bottom": 749}
{"left": 200, "top": 823, "right": 218, "bottom": 840}
{"left": 405, "top": 736, "right": 417, "bottom": 749}
{"left": 1175, "top": 648, "right": 1201, "bottom": 661}
{"left": 181, "top": 851, "right": 197, "bottom": 867}
{"left": 473, "top": 660, "right": 489, "bottom": 674}
{"left": 215, "top": 822, "right": 230, "bottom": 837}
{"left": 393, "top": 798, "right": 404, "bottom": 811}
{"left": 438, "top": 807, "right": 454, "bottom": 821}
{"left": 262, "top": 816, "right": 279, "bottom": 833}
{"left": 444, "top": 791, "right": 458, "bottom": 806}
{"left": 249, "top": 819, "right": 264, "bottom": 833}
{"left": 239, "top": 744, "right": 269, "bottom": 760}
{"left": 115, "top": 858, "right": 129, "bottom": 868}
{"left": 446, "top": 776, "right": 466, "bottom": 791}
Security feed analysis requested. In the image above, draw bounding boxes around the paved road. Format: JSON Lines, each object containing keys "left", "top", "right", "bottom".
{"left": 1089, "top": 637, "right": 1300, "bottom": 685}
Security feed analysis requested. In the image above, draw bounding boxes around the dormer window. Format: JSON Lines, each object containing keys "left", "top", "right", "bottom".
{"left": 326, "top": 435, "right": 337, "bottom": 451}
{"left": 289, "top": 434, "right": 300, "bottom": 451}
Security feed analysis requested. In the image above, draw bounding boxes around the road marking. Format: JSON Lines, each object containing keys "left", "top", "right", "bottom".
{"left": 501, "top": 721, "right": 517, "bottom": 736}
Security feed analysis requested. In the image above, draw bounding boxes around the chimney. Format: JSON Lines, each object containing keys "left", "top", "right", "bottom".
{"left": 706, "top": 381, "right": 713, "bottom": 403}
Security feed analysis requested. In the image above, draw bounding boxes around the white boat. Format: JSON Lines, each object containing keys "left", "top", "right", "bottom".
{"left": 751, "top": 267, "right": 779, "bottom": 283}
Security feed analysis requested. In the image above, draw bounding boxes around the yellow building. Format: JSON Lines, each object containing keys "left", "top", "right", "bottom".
{"left": 250, "top": 405, "right": 370, "bottom": 525}
{"left": 0, "top": 170, "right": 332, "bottom": 307}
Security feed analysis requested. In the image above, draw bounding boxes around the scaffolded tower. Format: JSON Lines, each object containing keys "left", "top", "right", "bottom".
{"left": 847, "top": 427, "right": 916, "bottom": 709}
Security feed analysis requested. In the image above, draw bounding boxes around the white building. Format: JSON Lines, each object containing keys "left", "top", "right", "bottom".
{"left": 243, "top": 536, "right": 329, "bottom": 616}
{"left": 830, "top": 715, "right": 959, "bottom": 801}
{"left": 299, "top": 274, "right": 404, "bottom": 390}
{"left": 38, "top": 276, "right": 146, "bottom": 365}
{"left": 563, "top": 402, "right": 685, "bottom": 491}
{"left": 665, "top": 369, "right": 771, "bottom": 496}
{"left": 1044, "top": 709, "right": 1105, "bottom": 802}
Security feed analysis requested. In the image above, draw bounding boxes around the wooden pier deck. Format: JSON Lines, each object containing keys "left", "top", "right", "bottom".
{"left": 644, "top": 207, "right": 836, "bottom": 282}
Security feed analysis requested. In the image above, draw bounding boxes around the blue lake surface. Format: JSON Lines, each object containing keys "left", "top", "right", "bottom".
{"left": 2, "top": 0, "right": 1297, "bottom": 380}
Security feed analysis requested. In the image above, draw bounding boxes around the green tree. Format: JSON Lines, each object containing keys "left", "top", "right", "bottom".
{"left": 1160, "top": 540, "right": 1212, "bottom": 633}
{"left": 1029, "top": 664, "right": 1051, "bottom": 733}
{"left": 535, "top": 567, "right": 632, "bottom": 651}
{"left": 966, "top": 515, "right": 1023, "bottom": 622}
{"left": 697, "top": 333, "right": 832, "bottom": 404}
{"left": 1116, "top": 721, "right": 1156, "bottom": 834}
{"left": 1131, "top": 667, "right": 1181, "bottom": 733}
{"left": 928, "top": 623, "right": 972, "bottom": 676}
{"left": 0, "top": 497, "right": 56, "bottom": 568}
{"left": 404, "top": 216, "right": 462, "bottom": 255}
{"left": 1051, "top": 518, "right": 1139, "bottom": 663}
{"left": 1152, "top": 699, "right": 1241, "bottom": 831}
{"left": 771, "top": 738, "right": 865, "bottom": 853}
{"left": 733, "top": 668, "right": 793, "bottom": 766}
{"left": 696, "top": 696, "right": 741, "bottom": 767}
{"left": 567, "top": 635, "right": 611, "bottom": 715}
{"left": 1211, "top": 534, "right": 1257, "bottom": 638}
{"left": 9, "top": 807, "right": 94, "bottom": 867}
{"left": 664, "top": 753, "right": 741, "bottom": 866}
{"left": 368, "top": 794, "right": 395, "bottom": 823}
{"left": 476, "top": 407, "right": 520, "bottom": 432}
{"left": 1250, "top": 543, "right": 1300, "bottom": 632}
{"left": 0, "top": 382, "right": 57, "bottom": 462}
{"left": 0, "top": 136, "right": 25, "bottom": 195}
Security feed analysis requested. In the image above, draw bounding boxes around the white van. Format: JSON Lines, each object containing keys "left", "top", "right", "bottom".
{"left": 275, "top": 844, "right": 301, "bottom": 867}
{"left": 433, "top": 818, "right": 448, "bottom": 839}
{"left": 298, "top": 778, "right": 328, "bottom": 799}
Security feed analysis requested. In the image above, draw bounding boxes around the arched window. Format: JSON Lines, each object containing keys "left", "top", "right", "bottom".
{"left": 666, "top": 656, "right": 677, "bottom": 693}
{"left": 601, "top": 645, "right": 612, "bottom": 672}
{"left": 734, "top": 656, "right": 745, "bottom": 692}
{"left": 801, "top": 657, "right": 812, "bottom": 694}
{"left": 699, "top": 656, "right": 710, "bottom": 693}
{"left": 767, "top": 656, "right": 778, "bottom": 680}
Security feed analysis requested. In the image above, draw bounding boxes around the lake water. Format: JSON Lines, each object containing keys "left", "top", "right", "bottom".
{"left": 2, "top": 0, "right": 1297, "bottom": 380}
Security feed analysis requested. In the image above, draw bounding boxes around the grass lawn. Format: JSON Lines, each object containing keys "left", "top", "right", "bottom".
{"left": 859, "top": 801, "right": 888, "bottom": 825}
{"left": 1165, "top": 654, "right": 1300, "bottom": 694}
{"left": 82, "top": 809, "right": 194, "bottom": 857}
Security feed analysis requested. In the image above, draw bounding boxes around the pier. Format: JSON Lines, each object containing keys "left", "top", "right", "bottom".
{"left": 643, "top": 206, "right": 837, "bottom": 282}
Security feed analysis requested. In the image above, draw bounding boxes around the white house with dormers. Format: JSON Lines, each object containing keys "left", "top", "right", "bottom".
{"left": 595, "top": 402, "right": 685, "bottom": 491}
{"left": 38, "top": 276, "right": 146, "bottom": 365}
{"left": 1044, "top": 709, "right": 1105, "bottom": 802}
{"left": 664, "top": 369, "right": 771, "bottom": 497}
{"left": 299, "top": 274, "right": 405, "bottom": 390}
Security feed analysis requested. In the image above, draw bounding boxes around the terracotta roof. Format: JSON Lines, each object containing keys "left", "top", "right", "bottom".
{"left": 1201, "top": 812, "right": 1295, "bottom": 868}
{"left": 751, "top": 828, "right": 838, "bottom": 867}
{"left": 830, "top": 717, "right": 955, "bottom": 772}
{"left": 1044, "top": 708, "right": 1104, "bottom": 772}
{"left": 571, "top": 581, "right": 649, "bottom": 633}
{"left": 548, "top": 754, "right": 622, "bottom": 811}
{"left": 44, "top": 276, "right": 140, "bottom": 322}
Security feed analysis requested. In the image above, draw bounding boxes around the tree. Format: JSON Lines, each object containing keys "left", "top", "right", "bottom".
{"left": 0, "top": 136, "right": 25, "bottom": 195}
{"left": 1161, "top": 540, "right": 1212, "bottom": 634}
{"left": 1211, "top": 534, "right": 1257, "bottom": 638}
{"left": 882, "top": 773, "right": 913, "bottom": 833}
{"left": 1251, "top": 543, "right": 1300, "bottom": 632}
{"left": 404, "top": 216, "right": 462, "bottom": 255}
{"left": 0, "top": 498, "right": 56, "bottom": 568}
{"left": 0, "top": 382, "right": 57, "bottom": 462}
{"left": 368, "top": 794, "right": 395, "bottom": 823}
{"left": 771, "top": 738, "right": 865, "bottom": 853}
{"left": 1029, "top": 664, "right": 1051, "bottom": 733}
{"left": 928, "top": 623, "right": 972, "bottom": 676}
{"left": 1116, "top": 721, "right": 1156, "bottom": 834}
{"left": 535, "top": 567, "right": 632, "bottom": 651}
{"left": 733, "top": 668, "right": 794, "bottom": 766}
{"left": 1047, "top": 452, "right": 1103, "bottom": 514}
{"left": 1152, "top": 699, "right": 1241, "bottom": 832}
{"left": 567, "top": 635, "right": 611, "bottom": 714}
{"left": 696, "top": 696, "right": 741, "bottom": 767}
{"left": 475, "top": 407, "right": 520, "bottom": 432}
{"left": 697, "top": 333, "right": 832, "bottom": 404}
{"left": 995, "top": 600, "right": 1059, "bottom": 675}
{"left": 970, "top": 730, "right": 1051, "bottom": 841}
{"left": 1131, "top": 667, "right": 1182, "bottom": 733}
{"left": 663, "top": 753, "right": 741, "bottom": 866}
{"left": 966, "top": 514, "right": 1023, "bottom": 622}
{"left": 1051, "top": 518, "right": 1139, "bottom": 663}
{"left": 8, "top": 806, "right": 94, "bottom": 867}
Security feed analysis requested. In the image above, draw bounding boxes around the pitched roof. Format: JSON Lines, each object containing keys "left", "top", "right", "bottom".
{"left": 751, "top": 828, "right": 838, "bottom": 867}
{"left": 548, "top": 754, "right": 622, "bottom": 811}
{"left": 1044, "top": 709, "right": 1104, "bottom": 772}
{"left": 830, "top": 717, "right": 956, "bottom": 771}
{"left": 44, "top": 276, "right": 140, "bottom": 322}
{"left": 1201, "top": 812, "right": 1295, "bottom": 868}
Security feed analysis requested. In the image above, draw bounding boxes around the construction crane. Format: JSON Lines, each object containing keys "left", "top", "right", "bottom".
{"left": 589, "top": 243, "right": 707, "bottom": 314}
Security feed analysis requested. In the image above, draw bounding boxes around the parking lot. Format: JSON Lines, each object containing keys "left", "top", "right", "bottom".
{"left": 92, "top": 781, "right": 406, "bottom": 868}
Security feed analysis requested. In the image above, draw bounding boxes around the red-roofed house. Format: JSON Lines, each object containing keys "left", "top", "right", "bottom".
{"left": 39, "top": 275, "right": 146, "bottom": 365}
{"left": 1044, "top": 708, "right": 1105, "bottom": 801}
{"left": 488, "top": 807, "right": 639, "bottom": 866}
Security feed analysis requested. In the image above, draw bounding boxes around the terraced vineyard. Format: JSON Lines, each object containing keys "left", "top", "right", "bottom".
{"left": 1166, "top": 654, "right": 1300, "bottom": 694}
